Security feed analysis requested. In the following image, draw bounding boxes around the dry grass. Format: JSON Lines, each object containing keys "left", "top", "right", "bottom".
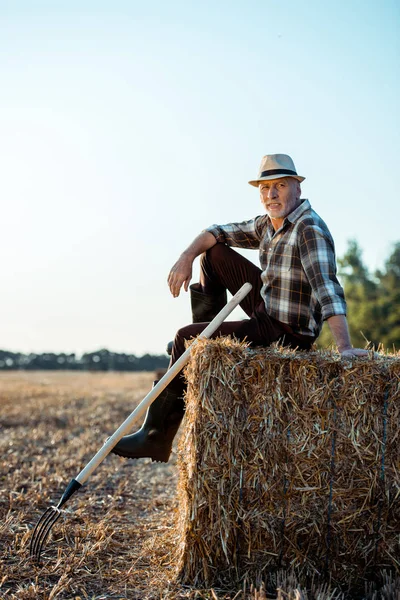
{"left": 1, "top": 367, "right": 399, "bottom": 599}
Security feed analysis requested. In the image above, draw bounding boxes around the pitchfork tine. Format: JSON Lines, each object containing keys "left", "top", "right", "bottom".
{"left": 29, "top": 478, "right": 82, "bottom": 562}
{"left": 30, "top": 506, "right": 62, "bottom": 561}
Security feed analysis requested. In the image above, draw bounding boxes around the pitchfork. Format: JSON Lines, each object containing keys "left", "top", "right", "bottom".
{"left": 29, "top": 282, "right": 252, "bottom": 562}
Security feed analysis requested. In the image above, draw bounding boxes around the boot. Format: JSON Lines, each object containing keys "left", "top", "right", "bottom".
{"left": 189, "top": 283, "right": 227, "bottom": 323}
{"left": 110, "top": 383, "right": 185, "bottom": 462}
{"left": 166, "top": 284, "right": 227, "bottom": 354}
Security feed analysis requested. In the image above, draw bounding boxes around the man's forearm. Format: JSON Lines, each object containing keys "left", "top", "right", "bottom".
{"left": 181, "top": 231, "right": 217, "bottom": 261}
{"left": 326, "top": 315, "right": 352, "bottom": 352}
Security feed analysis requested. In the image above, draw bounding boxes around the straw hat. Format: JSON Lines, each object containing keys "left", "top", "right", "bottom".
{"left": 248, "top": 153, "right": 305, "bottom": 187}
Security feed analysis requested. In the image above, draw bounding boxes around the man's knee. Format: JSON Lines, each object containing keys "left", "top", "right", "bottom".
{"left": 200, "top": 243, "right": 237, "bottom": 269}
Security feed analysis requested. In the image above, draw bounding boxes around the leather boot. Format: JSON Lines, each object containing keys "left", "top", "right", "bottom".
{"left": 110, "top": 383, "right": 185, "bottom": 462}
{"left": 166, "top": 284, "right": 227, "bottom": 355}
{"left": 189, "top": 283, "right": 227, "bottom": 323}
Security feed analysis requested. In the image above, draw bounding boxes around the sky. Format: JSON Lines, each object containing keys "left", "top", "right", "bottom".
{"left": 0, "top": 0, "right": 399, "bottom": 356}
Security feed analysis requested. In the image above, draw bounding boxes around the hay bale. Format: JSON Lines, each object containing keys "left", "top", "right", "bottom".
{"left": 175, "top": 338, "right": 400, "bottom": 591}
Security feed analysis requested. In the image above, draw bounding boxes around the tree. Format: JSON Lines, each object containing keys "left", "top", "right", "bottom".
{"left": 338, "top": 240, "right": 381, "bottom": 348}
{"left": 373, "top": 242, "right": 400, "bottom": 349}
{"left": 318, "top": 240, "right": 400, "bottom": 350}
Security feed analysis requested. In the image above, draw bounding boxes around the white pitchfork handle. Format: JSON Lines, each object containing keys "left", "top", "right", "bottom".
{"left": 75, "top": 282, "right": 252, "bottom": 485}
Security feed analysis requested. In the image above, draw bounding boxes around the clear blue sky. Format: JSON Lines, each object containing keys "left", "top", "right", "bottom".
{"left": 1, "top": 0, "right": 399, "bottom": 355}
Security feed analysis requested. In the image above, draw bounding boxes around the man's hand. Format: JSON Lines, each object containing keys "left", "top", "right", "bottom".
{"left": 340, "top": 347, "right": 370, "bottom": 358}
{"left": 327, "top": 315, "right": 371, "bottom": 358}
{"left": 167, "top": 231, "right": 217, "bottom": 298}
{"left": 168, "top": 254, "right": 193, "bottom": 298}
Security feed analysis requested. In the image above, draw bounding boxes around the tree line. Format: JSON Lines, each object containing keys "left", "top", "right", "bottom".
{"left": 0, "top": 348, "right": 169, "bottom": 371}
{"left": 1, "top": 241, "right": 398, "bottom": 370}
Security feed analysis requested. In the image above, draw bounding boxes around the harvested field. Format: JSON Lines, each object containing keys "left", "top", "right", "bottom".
{"left": 1, "top": 369, "right": 399, "bottom": 599}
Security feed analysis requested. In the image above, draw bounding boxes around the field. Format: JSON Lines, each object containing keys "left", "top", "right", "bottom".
{"left": 0, "top": 371, "right": 398, "bottom": 600}
{"left": 1, "top": 371, "right": 269, "bottom": 600}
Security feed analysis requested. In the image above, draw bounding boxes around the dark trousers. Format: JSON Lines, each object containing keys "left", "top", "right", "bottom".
{"left": 168, "top": 244, "right": 315, "bottom": 395}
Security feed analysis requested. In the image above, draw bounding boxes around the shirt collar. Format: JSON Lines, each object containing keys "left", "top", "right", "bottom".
{"left": 286, "top": 199, "right": 311, "bottom": 224}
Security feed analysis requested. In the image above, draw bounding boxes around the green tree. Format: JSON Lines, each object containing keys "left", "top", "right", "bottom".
{"left": 373, "top": 242, "right": 400, "bottom": 349}
{"left": 338, "top": 240, "right": 380, "bottom": 348}
{"left": 318, "top": 240, "right": 400, "bottom": 350}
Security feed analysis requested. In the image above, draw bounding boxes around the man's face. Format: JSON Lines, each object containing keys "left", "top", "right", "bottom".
{"left": 259, "top": 177, "right": 301, "bottom": 221}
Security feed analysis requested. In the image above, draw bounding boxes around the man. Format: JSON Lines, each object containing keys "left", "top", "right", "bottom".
{"left": 112, "top": 153, "right": 368, "bottom": 462}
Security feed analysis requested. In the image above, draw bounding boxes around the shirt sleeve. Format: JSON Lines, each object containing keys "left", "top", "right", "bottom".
{"left": 205, "top": 217, "right": 264, "bottom": 250}
{"left": 299, "top": 225, "right": 347, "bottom": 320}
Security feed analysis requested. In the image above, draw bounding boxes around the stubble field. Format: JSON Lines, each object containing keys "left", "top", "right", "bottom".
{"left": 0, "top": 371, "right": 186, "bottom": 599}
{"left": 1, "top": 371, "right": 398, "bottom": 600}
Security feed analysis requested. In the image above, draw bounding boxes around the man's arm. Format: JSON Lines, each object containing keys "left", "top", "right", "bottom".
{"left": 168, "top": 216, "right": 263, "bottom": 298}
{"left": 326, "top": 314, "right": 369, "bottom": 357}
{"left": 299, "top": 226, "right": 369, "bottom": 358}
{"left": 167, "top": 231, "right": 217, "bottom": 298}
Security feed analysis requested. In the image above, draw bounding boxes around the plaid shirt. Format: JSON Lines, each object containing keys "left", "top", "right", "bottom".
{"left": 206, "top": 199, "right": 346, "bottom": 337}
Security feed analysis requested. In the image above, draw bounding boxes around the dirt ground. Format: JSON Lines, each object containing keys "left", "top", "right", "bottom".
{"left": 0, "top": 371, "right": 398, "bottom": 600}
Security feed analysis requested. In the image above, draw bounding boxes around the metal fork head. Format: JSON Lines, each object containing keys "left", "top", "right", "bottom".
{"left": 29, "top": 506, "right": 62, "bottom": 562}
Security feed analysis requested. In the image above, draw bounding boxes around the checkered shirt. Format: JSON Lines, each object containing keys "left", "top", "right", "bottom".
{"left": 206, "top": 199, "right": 346, "bottom": 337}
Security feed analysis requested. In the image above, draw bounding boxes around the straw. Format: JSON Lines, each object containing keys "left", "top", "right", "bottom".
{"left": 175, "top": 338, "right": 400, "bottom": 592}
